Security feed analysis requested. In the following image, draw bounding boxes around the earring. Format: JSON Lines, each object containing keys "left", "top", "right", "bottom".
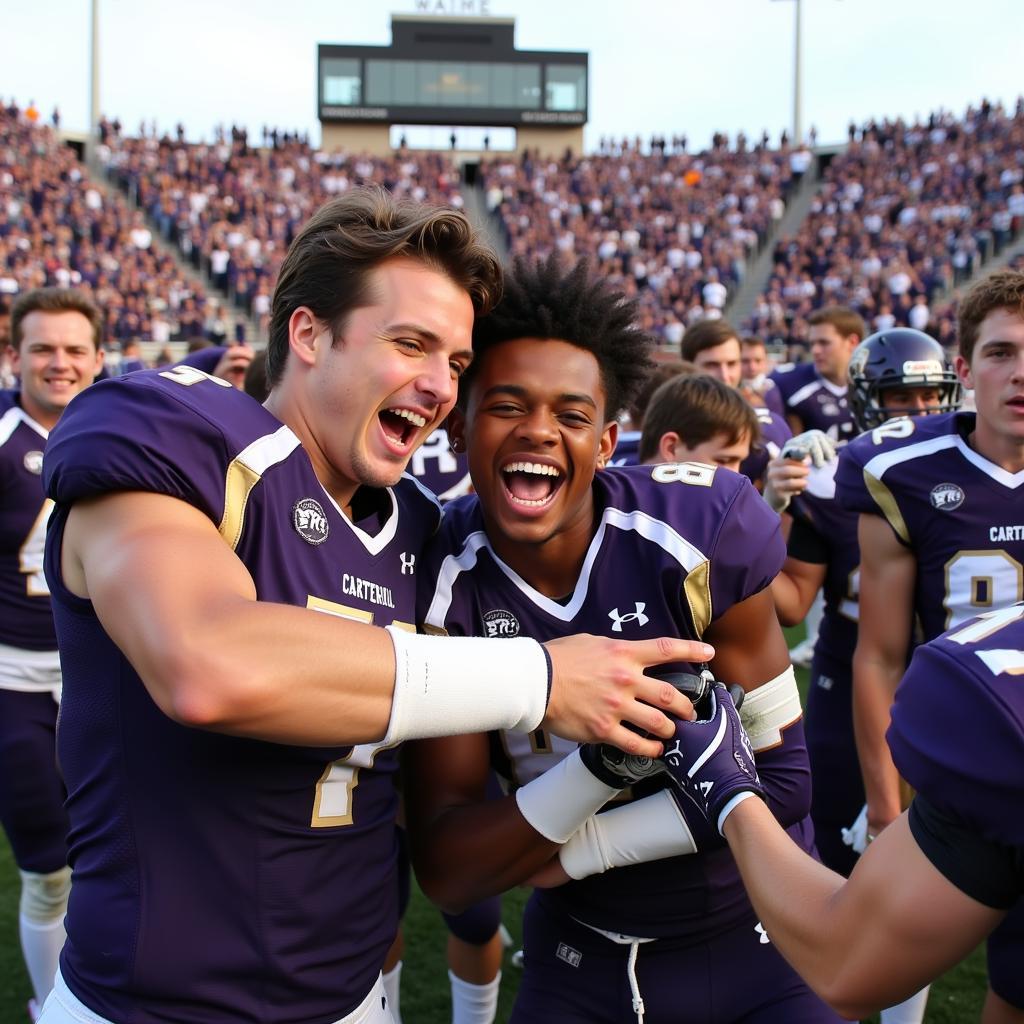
{"left": 449, "top": 437, "right": 465, "bottom": 454}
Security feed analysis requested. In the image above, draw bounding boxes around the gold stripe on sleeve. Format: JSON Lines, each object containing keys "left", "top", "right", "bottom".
{"left": 683, "top": 558, "right": 712, "bottom": 637}
{"left": 218, "top": 459, "right": 262, "bottom": 550}
{"left": 863, "top": 471, "right": 911, "bottom": 546}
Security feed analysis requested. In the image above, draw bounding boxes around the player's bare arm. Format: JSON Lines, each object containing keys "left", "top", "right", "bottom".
{"left": 63, "top": 490, "right": 701, "bottom": 750}
{"left": 702, "top": 586, "right": 792, "bottom": 687}
{"left": 852, "top": 514, "right": 916, "bottom": 836}
{"left": 771, "top": 554, "right": 827, "bottom": 627}
{"left": 722, "top": 800, "right": 1002, "bottom": 1020}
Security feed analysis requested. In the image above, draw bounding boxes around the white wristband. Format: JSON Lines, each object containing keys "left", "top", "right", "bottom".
{"left": 559, "top": 790, "right": 698, "bottom": 880}
{"left": 383, "top": 627, "right": 549, "bottom": 744}
{"left": 740, "top": 666, "right": 802, "bottom": 751}
{"left": 717, "top": 790, "right": 759, "bottom": 835}
{"left": 515, "top": 749, "right": 619, "bottom": 844}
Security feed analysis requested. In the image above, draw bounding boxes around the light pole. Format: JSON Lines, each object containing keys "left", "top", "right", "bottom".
{"left": 89, "top": 0, "right": 100, "bottom": 165}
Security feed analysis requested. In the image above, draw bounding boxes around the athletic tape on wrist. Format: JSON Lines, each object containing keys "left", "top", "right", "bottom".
{"left": 383, "top": 627, "right": 549, "bottom": 744}
{"left": 559, "top": 790, "right": 698, "bottom": 880}
{"left": 515, "top": 748, "right": 619, "bottom": 844}
{"left": 739, "top": 666, "right": 802, "bottom": 751}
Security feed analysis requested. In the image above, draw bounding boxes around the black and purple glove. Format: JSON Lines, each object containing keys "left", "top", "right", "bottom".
{"left": 578, "top": 669, "right": 718, "bottom": 788}
{"left": 659, "top": 681, "right": 764, "bottom": 834}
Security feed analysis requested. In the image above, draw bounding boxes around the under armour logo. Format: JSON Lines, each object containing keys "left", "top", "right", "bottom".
{"left": 400, "top": 553, "right": 416, "bottom": 575}
{"left": 608, "top": 602, "right": 649, "bottom": 632}
{"left": 755, "top": 922, "right": 771, "bottom": 945}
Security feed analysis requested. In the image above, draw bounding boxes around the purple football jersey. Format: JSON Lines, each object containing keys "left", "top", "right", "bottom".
{"left": 889, "top": 604, "right": 1024, "bottom": 852}
{"left": 419, "top": 463, "right": 791, "bottom": 940}
{"left": 0, "top": 391, "right": 56, "bottom": 651}
{"left": 771, "top": 362, "right": 856, "bottom": 444}
{"left": 740, "top": 406, "right": 793, "bottom": 485}
{"left": 836, "top": 411, "right": 1024, "bottom": 641}
{"left": 406, "top": 427, "right": 472, "bottom": 501}
{"left": 760, "top": 375, "right": 786, "bottom": 418}
{"left": 610, "top": 429, "right": 641, "bottom": 467}
{"left": 43, "top": 367, "right": 440, "bottom": 1023}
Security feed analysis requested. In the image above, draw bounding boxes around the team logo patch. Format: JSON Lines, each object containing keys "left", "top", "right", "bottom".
{"left": 821, "top": 402, "right": 840, "bottom": 417}
{"left": 23, "top": 450, "right": 43, "bottom": 475}
{"left": 292, "top": 498, "right": 329, "bottom": 545}
{"left": 929, "top": 482, "right": 965, "bottom": 511}
{"left": 483, "top": 609, "right": 520, "bottom": 638}
{"left": 556, "top": 942, "right": 583, "bottom": 968}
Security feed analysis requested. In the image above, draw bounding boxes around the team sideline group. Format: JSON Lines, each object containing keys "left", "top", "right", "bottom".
{"left": 0, "top": 188, "right": 1021, "bottom": 1024}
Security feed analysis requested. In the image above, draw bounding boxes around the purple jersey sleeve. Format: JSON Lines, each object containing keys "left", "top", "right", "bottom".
{"left": 740, "top": 407, "right": 793, "bottom": 485}
{"left": 610, "top": 430, "right": 641, "bottom": 467}
{"left": 833, "top": 429, "right": 887, "bottom": 518}
{"left": 44, "top": 372, "right": 240, "bottom": 521}
{"left": 889, "top": 606, "right": 1024, "bottom": 851}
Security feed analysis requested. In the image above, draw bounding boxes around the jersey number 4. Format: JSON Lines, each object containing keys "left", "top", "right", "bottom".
{"left": 19, "top": 499, "right": 54, "bottom": 596}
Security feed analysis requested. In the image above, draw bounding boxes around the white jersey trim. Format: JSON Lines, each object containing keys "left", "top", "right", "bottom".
{"left": 0, "top": 405, "right": 47, "bottom": 449}
{"left": 862, "top": 433, "right": 959, "bottom": 481}
{"left": 954, "top": 435, "right": 1024, "bottom": 489}
{"left": 425, "top": 506, "right": 709, "bottom": 626}
{"left": 863, "top": 431, "right": 1024, "bottom": 490}
{"left": 788, "top": 374, "right": 846, "bottom": 407}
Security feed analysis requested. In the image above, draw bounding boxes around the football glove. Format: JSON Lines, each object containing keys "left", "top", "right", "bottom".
{"left": 577, "top": 669, "right": 728, "bottom": 788}
{"left": 780, "top": 429, "right": 837, "bottom": 468}
{"left": 659, "top": 681, "right": 764, "bottom": 835}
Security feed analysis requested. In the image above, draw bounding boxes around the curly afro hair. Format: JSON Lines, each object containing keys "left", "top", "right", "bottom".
{"left": 462, "top": 255, "right": 656, "bottom": 421}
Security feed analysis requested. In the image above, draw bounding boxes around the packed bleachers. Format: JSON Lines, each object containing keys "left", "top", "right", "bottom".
{"left": 748, "top": 98, "right": 1024, "bottom": 354}
{"left": 99, "top": 124, "right": 465, "bottom": 340}
{"left": 0, "top": 100, "right": 211, "bottom": 347}
{"left": 481, "top": 139, "right": 801, "bottom": 345}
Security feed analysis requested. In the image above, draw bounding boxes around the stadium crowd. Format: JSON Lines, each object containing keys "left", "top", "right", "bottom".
{"left": 0, "top": 101, "right": 213, "bottom": 349}
{"left": 480, "top": 137, "right": 797, "bottom": 344}
{"left": 99, "top": 123, "right": 465, "bottom": 340}
{"left": 1, "top": 87, "right": 1023, "bottom": 1024}
{"left": 748, "top": 98, "right": 1024, "bottom": 353}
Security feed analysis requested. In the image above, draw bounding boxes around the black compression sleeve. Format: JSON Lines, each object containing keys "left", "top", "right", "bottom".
{"left": 909, "top": 795, "right": 1024, "bottom": 910}
{"left": 786, "top": 514, "right": 829, "bottom": 565}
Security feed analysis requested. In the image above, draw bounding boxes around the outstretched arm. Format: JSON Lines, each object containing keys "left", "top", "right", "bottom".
{"left": 61, "top": 491, "right": 704, "bottom": 749}
{"left": 722, "top": 799, "right": 1002, "bottom": 1020}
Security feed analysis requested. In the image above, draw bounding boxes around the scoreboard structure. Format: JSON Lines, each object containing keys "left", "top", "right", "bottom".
{"left": 318, "top": 15, "right": 587, "bottom": 156}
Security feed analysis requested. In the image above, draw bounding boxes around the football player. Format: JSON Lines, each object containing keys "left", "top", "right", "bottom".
{"left": 769, "top": 327, "right": 962, "bottom": 876}
{"left": 37, "top": 191, "right": 700, "bottom": 1024}
{"left": 0, "top": 289, "right": 104, "bottom": 1019}
{"left": 838, "top": 268, "right": 1024, "bottom": 1024}
{"left": 654, "top": 602, "right": 1024, "bottom": 1021}
{"left": 677, "top": 318, "right": 795, "bottom": 487}
{"left": 407, "top": 257, "right": 841, "bottom": 1023}
{"left": 740, "top": 334, "right": 785, "bottom": 417}
{"left": 638, "top": 371, "right": 760, "bottom": 473}
{"left": 770, "top": 305, "right": 866, "bottom": 444}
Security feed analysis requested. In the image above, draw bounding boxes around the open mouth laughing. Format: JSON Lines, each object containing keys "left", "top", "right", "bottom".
{"left": 500, "top": 460, "right": 565, "bottom": 509}
{"left": 378, "top": 406, "right": 429, "bottom": 451}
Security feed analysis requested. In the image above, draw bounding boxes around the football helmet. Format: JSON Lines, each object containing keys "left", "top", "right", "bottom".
{"left": 847, "top": 328, "right": 962, "bottom": 432}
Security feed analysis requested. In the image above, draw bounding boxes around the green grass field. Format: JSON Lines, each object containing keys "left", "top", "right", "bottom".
{"left": 0, "top": 638, "right": 988, "bottom": 1022}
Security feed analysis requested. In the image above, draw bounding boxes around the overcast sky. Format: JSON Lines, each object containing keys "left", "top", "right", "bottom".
{"left": 3, "top": 0, "right": 1022, "bottom": 151}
